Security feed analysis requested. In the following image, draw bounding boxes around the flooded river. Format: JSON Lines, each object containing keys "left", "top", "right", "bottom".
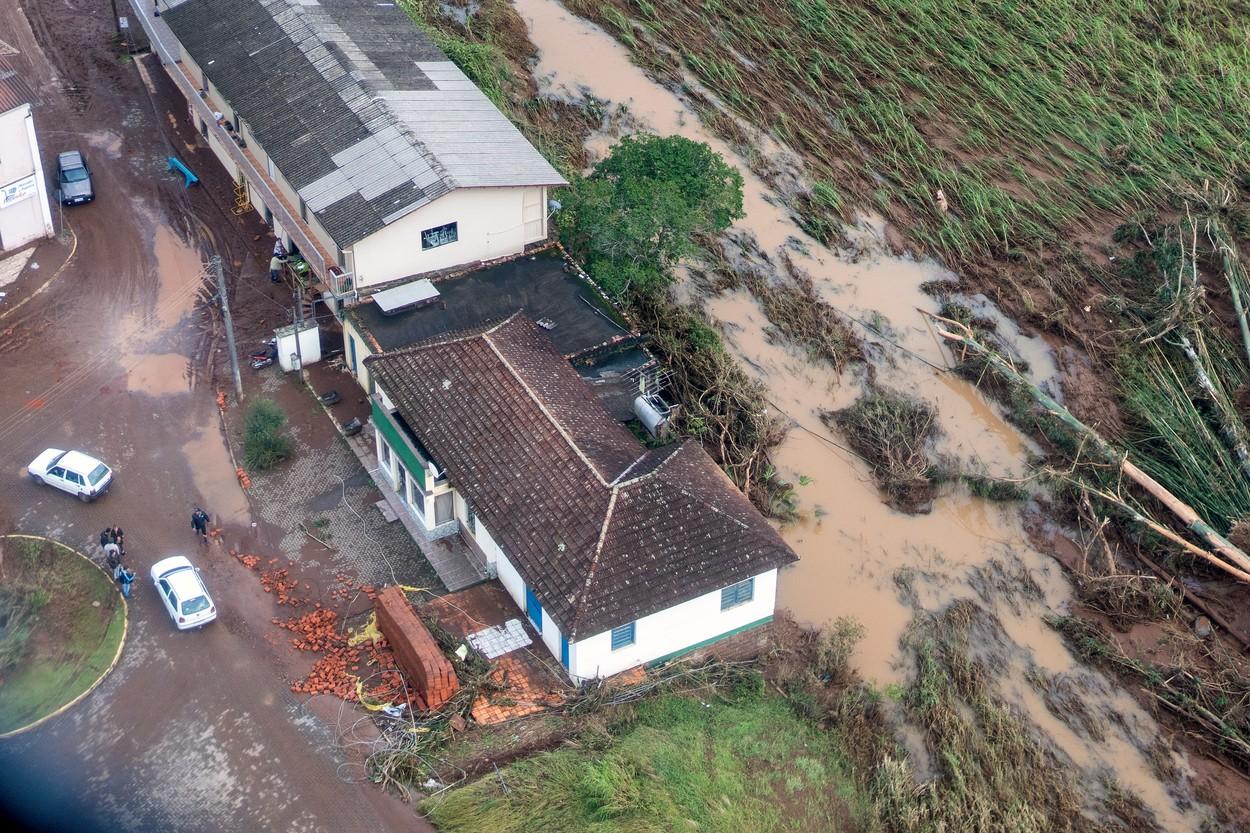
{"left": 510, "top": 0, "right": 1209, "bottom": 826}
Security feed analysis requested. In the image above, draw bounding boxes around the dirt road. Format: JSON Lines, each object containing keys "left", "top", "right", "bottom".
{"left": 0, "top": 1, "right": 427, "bottom": 830}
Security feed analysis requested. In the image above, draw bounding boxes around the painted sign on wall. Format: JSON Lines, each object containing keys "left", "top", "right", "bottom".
{"left": 0, "top": 175, "right": 38, "bottom": 209}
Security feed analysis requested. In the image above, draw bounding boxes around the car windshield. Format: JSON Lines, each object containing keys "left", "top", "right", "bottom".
{"left": 86, "top": 463, "right": 109, "bottom": 485}
{"left": 181, "top": 595, "right": 210, "bottom": 615}
{"left": 62, "top": 166, "right": 88, "bottom": 182}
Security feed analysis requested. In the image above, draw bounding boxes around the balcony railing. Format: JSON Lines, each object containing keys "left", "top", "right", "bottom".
{"left": 129, "top": 1, "right": 329, "bottom": 284}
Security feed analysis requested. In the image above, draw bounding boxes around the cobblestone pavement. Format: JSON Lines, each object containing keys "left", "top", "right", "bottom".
{"left": 244, "top": 403, "right": 443, "bottom": 590}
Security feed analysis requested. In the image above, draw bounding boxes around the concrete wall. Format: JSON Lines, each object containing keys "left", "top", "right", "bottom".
{"left": 569, "top": 568, "right": 778, "bottom": 681}
{"left": 349, "top": 186, "right": 547, "bottom": 289}
{"left": 463, "top": 504, "right": 776, "bottom": 680}
{"left": 0, "top": 104, "right": 53, "bottom": 251}
{"left": 342, "top": 317, "right": 376, "bottom": 392}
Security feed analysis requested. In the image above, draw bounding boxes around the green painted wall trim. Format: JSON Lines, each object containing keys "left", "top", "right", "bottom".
{"left": 644, "top": 615, "right": 773, "bottom": 668}
{"left": 371, "top": 400, "right": 428, "bottom": 490}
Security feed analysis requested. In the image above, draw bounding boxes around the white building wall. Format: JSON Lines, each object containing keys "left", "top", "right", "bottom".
{"left": 494, "top": 548, "right": 525, "bottom": 613}
{"left": 350, "top": 186, "right": 546, "bottom": 289}
{"left": 472, "top": 522, "right": 775, "bottom": 680}
{"left": 0, "top": 104, "right": 53, "bottom": 251}
{"left": 569, "top": 568, "right": 778, "bottom": 681}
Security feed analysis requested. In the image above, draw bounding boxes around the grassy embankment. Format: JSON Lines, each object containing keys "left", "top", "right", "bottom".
{"left": 424, "top": 687, "right": 872, "bottom": 832}
{"left": 0, "top": 536, "right": 126, "bottom": 734}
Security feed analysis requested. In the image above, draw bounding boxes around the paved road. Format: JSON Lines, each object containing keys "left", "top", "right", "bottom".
{"left": 0, "top": 2, "right": 428, "bottom": 831}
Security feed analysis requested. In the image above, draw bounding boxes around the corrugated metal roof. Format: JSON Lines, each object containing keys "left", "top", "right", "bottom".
{"left": 162, "top": 0, "right": 566, "bottom": 249}
{"left": 0, "top": 61, "right": 36, "bottom": 113}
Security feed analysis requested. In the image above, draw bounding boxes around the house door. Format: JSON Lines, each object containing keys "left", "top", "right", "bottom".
{"left": 560, "top": 636, "right": 570, "bottom": 669}
{"left": 525, "top": 585, "right": 543, "bottom": 632}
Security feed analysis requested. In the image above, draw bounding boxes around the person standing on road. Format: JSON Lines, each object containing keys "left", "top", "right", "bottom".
{"left": 192, "top": 507, "right": 210, "bottom": 543}
{"left": 117, "top": 567, "right": 136, "bottom": 599}
{"left": 100, "top": 528, "right": 113, "bottom": 550}
{"left": 104, "top": 541, "right": 122, "bottom": 579}
{"left": 269, "top": 253, "right": 286, "bottom": 284}
{"left": 110, "top": 526, "right": 125, "bottom": 556}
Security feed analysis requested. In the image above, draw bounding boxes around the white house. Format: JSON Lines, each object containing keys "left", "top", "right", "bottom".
{"left": 145, "top": 0, "right": 565, "bottom": 299}
{"left": 0, "top": 64, "right": 54, "bottom": 252}
{"left": 364, "top": 314, "right": 798, "bottom": 681}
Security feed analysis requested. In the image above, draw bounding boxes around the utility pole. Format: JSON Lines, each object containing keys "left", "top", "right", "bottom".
{"left": 292, "top": 283, "right": 305, "bottom": 385}
{"left": 213, "top": 256, "right": 244, "bottom": 401}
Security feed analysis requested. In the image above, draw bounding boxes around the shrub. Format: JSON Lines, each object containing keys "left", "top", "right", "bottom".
{"left": 243, "top": 398, "right": 293, "bottom": 470}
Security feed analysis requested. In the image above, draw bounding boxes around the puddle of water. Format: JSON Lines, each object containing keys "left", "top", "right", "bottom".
{"left": 122, "top": 352, "right": 190, "bottom": 396}
{"left": 514, "top": 0, "right": 1204, "bottom": 825}
{"left": 83, "top": 129, "right": 124, "bottom": 160}
{"left": 149, "top": 225, "right": 206, "bottom": 330}
{"left": 181, "top": 407, "right": 250, "bottom": 526}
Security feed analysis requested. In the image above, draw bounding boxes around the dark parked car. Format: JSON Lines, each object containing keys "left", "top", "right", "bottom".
{"left": 56, "top": 150, "right": 94, "bottom": 205}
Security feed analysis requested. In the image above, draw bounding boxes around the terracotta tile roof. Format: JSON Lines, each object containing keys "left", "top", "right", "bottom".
{"left": 366, "top": 315, "right": 797, "bottom": 639}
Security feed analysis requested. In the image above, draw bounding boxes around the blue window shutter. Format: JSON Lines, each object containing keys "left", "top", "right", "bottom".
{"left": 561, "top": 636, "right": 570, "bottom": 669}
{"left": 720, "top": 577, "right": 756, "bottom": 610}
{"left": 610, "top": 622, "right": 635, "bottom": 650}
{"left": 525, "top": 585, "right": 543, "bottom": 631}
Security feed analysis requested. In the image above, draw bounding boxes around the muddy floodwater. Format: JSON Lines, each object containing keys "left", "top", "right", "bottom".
{"left": 512, "top": 0, "right": 1208, "bottom": 826}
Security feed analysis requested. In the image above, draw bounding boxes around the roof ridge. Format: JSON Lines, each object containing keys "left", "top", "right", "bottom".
{"left": 610, "top": 451, "right": 652, "bottom": 486}
{"left": 614, "top": 440, "right": 691, "bottom": 488}
{"left": 365, "top": 312, "right": 520, "bottom": 361}
{"left": 572, "top": 488, "right": 619, "bottom": 626}
{"left": 481, "top": 323, "right": 613, "bottom": 487}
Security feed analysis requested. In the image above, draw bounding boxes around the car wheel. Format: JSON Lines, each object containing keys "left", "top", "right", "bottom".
{"left": 29, "top": 473, "right": 43, "bottom": 486}
{"left": 78, "top": 492, "right": 91, "bottom": 503}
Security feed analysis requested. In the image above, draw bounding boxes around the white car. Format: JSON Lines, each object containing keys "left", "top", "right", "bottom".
{"left": 150, "top": 556, "right": 217, "bottom": 630}
{"left": 28, "top": 448, "right": 113, "bottom": 502}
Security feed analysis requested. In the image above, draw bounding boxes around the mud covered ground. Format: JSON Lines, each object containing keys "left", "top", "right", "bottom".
{"left": 0, "top": 1, "right": 434, "bottom": 830}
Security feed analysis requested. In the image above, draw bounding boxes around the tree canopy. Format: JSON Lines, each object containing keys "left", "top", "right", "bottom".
{"left": 558, "top": 134, "right": 745, "bottom": 298}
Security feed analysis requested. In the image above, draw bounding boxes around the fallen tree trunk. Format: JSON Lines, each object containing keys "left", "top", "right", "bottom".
{"left": 922, "top": 311, "right": 1250, "bottom": 582}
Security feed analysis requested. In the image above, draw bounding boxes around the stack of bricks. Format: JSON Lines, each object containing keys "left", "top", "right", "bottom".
{"left": 374, "top": 586, "right": 459, "bottom": 709}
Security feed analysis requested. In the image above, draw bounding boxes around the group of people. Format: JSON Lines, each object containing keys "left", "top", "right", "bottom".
{"left": 100, "top": 526, "right": 135, "bottom": 598}
{"left": 97, "top": 509, "right": 213, "bottom": 600}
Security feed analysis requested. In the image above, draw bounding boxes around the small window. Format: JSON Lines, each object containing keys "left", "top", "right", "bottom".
{"left": 720, "top": 577, "right": 755, "bottom": 610}
{"left": 379, "top": 440, "right": 391, "bottom": 469}
{"left": 610, "top": 622, "right": 635, "bottom": 650}
{"left": 299, "top": 198, "right": 308, "bottom": 222}
{"left": 411, "top": 486, "right": 425, "bottom": 516}
{"left": 396, "top": 464, "right": 407, "bottom": 496}
{"left": 434, "top": 492, "right": 454, "bottom": 525}
{"left": 421, "top": 221, "right": 458, "bottom": 250}
{"left": 466, "top": 507, "right": 476, "bottom": 535}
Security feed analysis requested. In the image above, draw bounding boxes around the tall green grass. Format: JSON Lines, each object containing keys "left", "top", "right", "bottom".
{"left": 422, "top": 690, "right": 873, "bottom": 832}
{"left": 566, "top": 0, "right": 1250, "bottom": 269}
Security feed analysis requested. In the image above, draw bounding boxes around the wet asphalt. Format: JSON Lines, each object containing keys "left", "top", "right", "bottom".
{"left": 0, "top": 1, "right": 427, "bottom": 831}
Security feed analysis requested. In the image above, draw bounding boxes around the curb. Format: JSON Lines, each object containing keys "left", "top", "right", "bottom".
{"left": 0, "top": 225, "right": 79, "bottom": 325}
{"left": 0, "top": 534, "right": 129, "bottom": 739}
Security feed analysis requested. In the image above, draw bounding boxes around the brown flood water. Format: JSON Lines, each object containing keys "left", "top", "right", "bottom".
{"left": 513, "top": 0, "right": 1206, "bottom": 826}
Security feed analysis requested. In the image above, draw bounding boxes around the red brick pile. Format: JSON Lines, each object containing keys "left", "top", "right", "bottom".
{"left": 230, "top": 551, "right": 413, "bottom": 706}
{"left": 374, "top": 586, "right": 459, "bottom": 709}
{"left": 259, "top": 563, "right": 301, "bottom": 605}
{"left": 278, "top": 606, "right": 405, "bottom": 702}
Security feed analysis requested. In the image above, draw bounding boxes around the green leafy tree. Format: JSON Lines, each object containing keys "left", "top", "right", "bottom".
{"left": 559, "top": 135, "right": 744, "bottom": 298}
